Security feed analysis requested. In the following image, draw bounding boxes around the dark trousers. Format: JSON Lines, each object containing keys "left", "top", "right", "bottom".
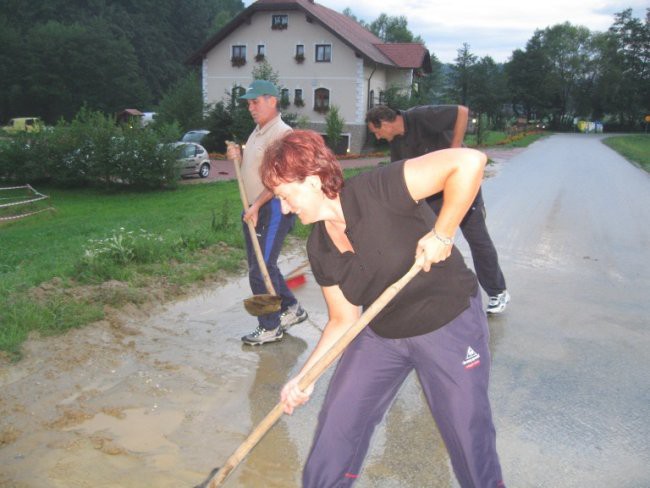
{"left": 303, "top": 292, "right": 505, "bottom": 488}
{"left": 430, "top": 189, "right": 506, "bottom": 297}
{"left": 243, "top": 198, "right": 297, "bottom": 330}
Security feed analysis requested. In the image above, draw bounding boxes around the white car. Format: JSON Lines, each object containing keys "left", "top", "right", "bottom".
{"left": 171, "top": 142, "right": 211, "bottom": 178}
{"left": 181, "top": 129, "right": 210, "bottom": 144}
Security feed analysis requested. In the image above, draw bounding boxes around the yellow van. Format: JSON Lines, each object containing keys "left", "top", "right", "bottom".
{"left": 2, "top": 117, "right": 44, "bottom": 133}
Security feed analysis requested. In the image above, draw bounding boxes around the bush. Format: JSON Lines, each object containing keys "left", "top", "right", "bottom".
{"left": 325, "top": 105, "right": 345, "bottom": 154}
{"left": 0, "top": 107, "right": 181, "bottom": 189}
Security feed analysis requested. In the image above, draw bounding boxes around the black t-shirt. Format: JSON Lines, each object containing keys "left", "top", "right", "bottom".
{"left": 307, "top": 161, "right": 478, "bottom": 339}
{"left": 390, "top": 105, "right": 459, "bottom": 162}
{"left": 390, "top": 105, "right": 483, "bottom": 211}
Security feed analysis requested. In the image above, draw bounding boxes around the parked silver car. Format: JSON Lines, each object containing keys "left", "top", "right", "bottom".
{"left": 171, "top": 142, "right": 211, "bottom": 178}
{"left": 181, "top": 129, "right": 210, "bottom": 144}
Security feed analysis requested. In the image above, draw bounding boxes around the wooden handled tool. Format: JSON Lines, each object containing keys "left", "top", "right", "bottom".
{"left": 228, "top": 141, "right": 281, "bottom": 316}
{"left": 196, "top": 258, "right": 424, "bottom": 487}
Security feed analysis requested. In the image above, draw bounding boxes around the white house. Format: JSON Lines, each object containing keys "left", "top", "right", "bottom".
{"left": 188, "top": 0, "right": 431, "bottom": 153}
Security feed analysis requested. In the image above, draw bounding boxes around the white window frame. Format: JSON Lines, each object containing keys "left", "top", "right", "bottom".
{"left": 231, "top": 44, "right": 247, "bottom": 60}
{"left": 313, "top": 86, "right": 331, "bottom": 112}
{"left": 315, "top": 43, "right": 332, "bottom": 63}
{"left": 272, "top": 14, "right": 288, "bottom": 29}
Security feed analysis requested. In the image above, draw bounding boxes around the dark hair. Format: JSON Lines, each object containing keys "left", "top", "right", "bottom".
{"left": 365, "top": 106, "right": 398, "bottom": 128}
{"left": 261, "top": 130, "right": 344, "bottom": 199}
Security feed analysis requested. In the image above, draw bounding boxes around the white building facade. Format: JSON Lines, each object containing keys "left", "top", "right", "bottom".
{"left": 189, "top": 0, "right": 431, "bottom": 153}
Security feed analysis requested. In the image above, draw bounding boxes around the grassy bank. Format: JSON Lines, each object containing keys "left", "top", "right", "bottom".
{"left": 0, "top": 181, "right": 259, "bottom": 358}
{"left": 602, "top": 134, "right": 650, "bottom": 172}
{"left": 0, "top": 176, "right": 314, "bottom": 359}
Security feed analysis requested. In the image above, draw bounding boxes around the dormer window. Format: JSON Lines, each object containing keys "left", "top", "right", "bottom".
{"left": 272, "top": 15, "right": 288, "bottom": 30}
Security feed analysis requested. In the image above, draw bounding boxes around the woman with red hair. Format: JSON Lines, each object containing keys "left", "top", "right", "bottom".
{"left": 261, "top": 130, "right": 505, "bottom": 488}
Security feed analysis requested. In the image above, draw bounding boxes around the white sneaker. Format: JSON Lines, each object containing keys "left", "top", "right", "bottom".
{"left": 487, "top": 290, "right": 510, "bottom": 314}
{"left": 280, "top": 304, "right": 308, "bottom": 331}
{"left": 241, "top": 326, "right": 283, "bottom": 345}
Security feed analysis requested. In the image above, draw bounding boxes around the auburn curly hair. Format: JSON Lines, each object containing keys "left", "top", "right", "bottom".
{"left": 261, "top": 130, "right": 344, "bottom": 199}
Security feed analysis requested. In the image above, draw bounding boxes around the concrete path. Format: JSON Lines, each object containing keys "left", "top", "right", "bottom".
{"left": 188, "top": 134, "right": 650, "bottom": 486}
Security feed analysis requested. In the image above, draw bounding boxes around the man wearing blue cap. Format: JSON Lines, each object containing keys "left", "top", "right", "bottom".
{"left": 227, "top": 79, "right": 307, "bottom": 345}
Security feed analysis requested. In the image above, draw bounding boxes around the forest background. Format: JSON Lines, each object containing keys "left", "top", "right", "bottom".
{"left": 1, "top": 1, "right": 648, "bottom": 137}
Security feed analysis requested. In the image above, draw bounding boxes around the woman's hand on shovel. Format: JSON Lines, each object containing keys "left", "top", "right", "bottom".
{"left": 281, "top": 376, "right": 314, "bottom": 415}
{"left": 416, "top": 229, "right": 454, "bottom": 272}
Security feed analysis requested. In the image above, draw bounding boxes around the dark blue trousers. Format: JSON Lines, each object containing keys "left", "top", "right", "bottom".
{"left": 243, "top": 198, "right": 297, "bottom": 330}
{"left": 430, "top": 189, "right": 506, "bottom": 297}
{"left": 303, "top": 292, "right": 505, "bottom": 488}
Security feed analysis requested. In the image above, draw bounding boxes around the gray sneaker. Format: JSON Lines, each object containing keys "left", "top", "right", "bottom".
{"left": 280, "top": 304, "right": 308, "bottom": 331}
{"left": 241, "top": 326, "right": 283, "bottom": 345}
{"left": 487, "top": 290, "right": 510, "bottom": 314}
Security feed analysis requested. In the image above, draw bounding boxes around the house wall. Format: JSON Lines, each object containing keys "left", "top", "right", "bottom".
{"left": 203, "top": 12, "right": 359, "bottom": 117}
{"left": 365, "top": 66, "right": 387, "bottom": 110}
{"left": 201, "top": 9, "right": 414, "bottom": 154}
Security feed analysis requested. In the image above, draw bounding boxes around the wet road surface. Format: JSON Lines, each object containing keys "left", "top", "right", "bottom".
{"left": 1, "top": 134, "right": 649, "bottom": 487}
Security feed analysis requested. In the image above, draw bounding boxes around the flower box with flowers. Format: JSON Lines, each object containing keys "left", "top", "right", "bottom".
{"left": 294, "top": 53, "right": 305, "bottom": 64}
{"left": 231, "top": 57, "right": 246, "bottom": 67}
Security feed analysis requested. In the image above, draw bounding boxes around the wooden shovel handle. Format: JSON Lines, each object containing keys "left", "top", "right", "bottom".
{"left": 204, "top": 258, "right": 424, "bottom": 487}
{"left": 228, "top": 141, "right": 277, "bottom": 296}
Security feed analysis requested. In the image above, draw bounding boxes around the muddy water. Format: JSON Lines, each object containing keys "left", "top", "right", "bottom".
{"left": 0, "top": 253, "right": 317, "bottom": 487}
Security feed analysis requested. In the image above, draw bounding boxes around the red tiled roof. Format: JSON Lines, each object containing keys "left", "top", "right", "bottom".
{"left": 119, "top": 109, "right": 144, "bottom": 116}
{"left": 187, "top": 0, "right": 429, "bottom": 71}
{"left": 374, "top": 43, "right": 429, "bottom": 69}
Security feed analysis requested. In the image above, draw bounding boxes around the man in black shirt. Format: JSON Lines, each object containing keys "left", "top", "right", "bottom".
{"left": 366, "top": 105, "right": 510, "bottom": 314}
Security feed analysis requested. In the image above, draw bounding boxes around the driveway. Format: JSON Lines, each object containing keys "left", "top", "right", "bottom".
{"left": 180, "top": 147, "right": 525, "bottom": 184}
{"left": 1, "top": 134, "right": 649, "bottom": 487}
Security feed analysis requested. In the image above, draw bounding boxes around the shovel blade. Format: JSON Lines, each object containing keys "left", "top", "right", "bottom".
{"left": 244, "top": 294, "right": 282, "bottom": 316}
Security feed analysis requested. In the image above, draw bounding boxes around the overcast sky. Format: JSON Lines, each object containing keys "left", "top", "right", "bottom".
{"left": 244, "top": 0, "right": 647, "bottom": 63}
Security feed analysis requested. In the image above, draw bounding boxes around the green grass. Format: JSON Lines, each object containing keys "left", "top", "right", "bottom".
{"left": 464, "top": 130, "right": 548, "bottom": 148}
{"left": 602, "top": 134, "right": 650, "bottom": 171}
{"left": 0, "top": 181, "right": 252, "bottom": 358}
{"left": 464, "top": 131, "right": 508, "bottom": 147}
{"left": 0, "top": 170, "right": 374, "bottom": 359}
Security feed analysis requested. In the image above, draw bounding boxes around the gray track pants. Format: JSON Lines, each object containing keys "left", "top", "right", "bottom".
{"left": 303, "top": 292, "right": 505, "bottom": 488}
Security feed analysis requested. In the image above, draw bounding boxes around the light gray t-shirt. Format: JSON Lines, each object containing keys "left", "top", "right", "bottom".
{"left": 241, "top": 114, "right": 292, "bottom": 202}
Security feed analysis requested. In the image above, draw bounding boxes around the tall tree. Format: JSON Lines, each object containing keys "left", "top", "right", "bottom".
{"left": 22, "top": 19, "right": 150, "bottom": 122}
{"left": 468, "top": 56, "right": 508, "bottom": 129}
{"left": 0, "top": 0, "right": 245, "bottom": 122}
{"left": 155, "top": 72, "right": 204, "bottom": 133}
{"left": 605, "top": 8, "right": 650, "bottom": 127}
{"left": 505, "top": 36, "right": 555, "bottom": 120}
{"left": 447, "top": 43, "right": 477, "bottom": 105}
{"left": 537, "top": 23, "right": 593, "bottom": 126}
{"left": 368, "top": 14, "right": 424, "bottom": 43}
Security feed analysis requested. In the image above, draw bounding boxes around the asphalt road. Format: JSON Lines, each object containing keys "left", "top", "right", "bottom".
{"left": 1, "top": 133, "right": 648, "bottom": 487}
{"left": 198, "top": 133, "right": 650, "bottom": 487}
